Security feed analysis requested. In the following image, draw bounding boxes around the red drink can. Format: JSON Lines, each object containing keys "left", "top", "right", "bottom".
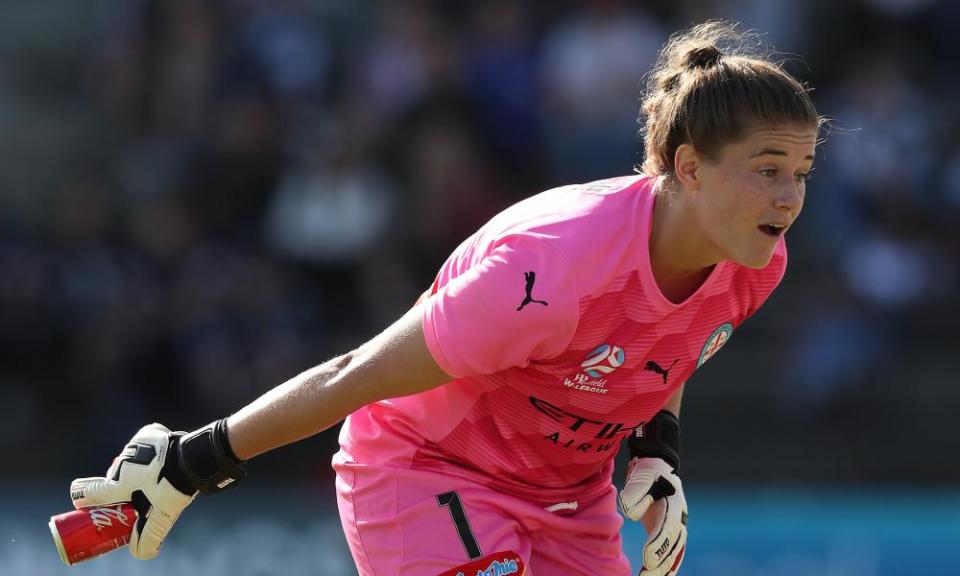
{"left": 48, "top": 503, "right": 137, "bottom": 566}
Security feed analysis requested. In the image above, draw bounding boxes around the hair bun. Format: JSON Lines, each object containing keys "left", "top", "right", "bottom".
{"left": 685, "top": 45, "right": 722, "bottom": 69}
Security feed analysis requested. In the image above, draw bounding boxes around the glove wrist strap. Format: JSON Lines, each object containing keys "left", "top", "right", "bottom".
{"left": 175, "top": 418, "right": 247, "bottom": 495}
{"left": 628, "top": 410, "right": 681, "bottom": 472}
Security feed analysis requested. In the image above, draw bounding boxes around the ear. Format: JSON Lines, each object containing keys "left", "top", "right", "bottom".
{"left": 673, "top": 144, "right": 701, "bottom": 191}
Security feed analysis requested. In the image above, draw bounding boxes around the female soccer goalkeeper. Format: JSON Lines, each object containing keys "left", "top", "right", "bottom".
{"left": 71, "top": 20, "right": 822, "bottom": 576}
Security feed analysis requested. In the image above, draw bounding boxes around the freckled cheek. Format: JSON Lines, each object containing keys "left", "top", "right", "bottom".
{"left": 707, "top": 177, "right": 759, "bottom": 231}
{"left": 748, "top": 184, "right": 776, "bottom": 216}
{"left": 729, "top": 183, "right": 766, "bottom": 221}
{"left": 709, "top": 196, "right": 751, "bottom": 245}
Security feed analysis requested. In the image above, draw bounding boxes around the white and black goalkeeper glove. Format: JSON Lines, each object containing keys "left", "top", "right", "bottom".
{"left": 619, "top": 411, "right": 687, "bottom": 576}
{"left": 69, "top": 419, "right": 246, "bottom": 559}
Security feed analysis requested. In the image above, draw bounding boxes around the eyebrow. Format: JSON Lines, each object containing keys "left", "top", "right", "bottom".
{"left": 750, "top": 148, "right": 815, "bottom": 162}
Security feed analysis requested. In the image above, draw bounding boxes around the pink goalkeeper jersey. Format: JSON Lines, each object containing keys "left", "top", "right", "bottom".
{"left": 338, "top": 175, "right": 787, "bottom": 507}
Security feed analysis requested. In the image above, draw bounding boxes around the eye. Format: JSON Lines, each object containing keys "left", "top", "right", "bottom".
{"left": 759, "top": 168, "right": 777, "bottom": 178}
{"left": 795, "top": 169, "right": 815, "bottom": 183}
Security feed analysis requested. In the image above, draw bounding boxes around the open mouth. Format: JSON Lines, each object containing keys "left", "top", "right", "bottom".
{"left": 758, "top": 224, "right": 787, "bottom": 237}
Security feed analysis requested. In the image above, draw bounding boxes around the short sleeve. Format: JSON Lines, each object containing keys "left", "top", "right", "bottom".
{"left": 421, "top": 235, "right": 579, "bottom": 378}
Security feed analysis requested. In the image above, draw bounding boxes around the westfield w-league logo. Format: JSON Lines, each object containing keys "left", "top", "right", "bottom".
{"left": 563, "top": 344, "right": 625, "bottom": 394}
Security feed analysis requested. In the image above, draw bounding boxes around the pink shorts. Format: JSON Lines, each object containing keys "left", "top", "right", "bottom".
{"left": 333, "top": 452, "right": 631, "bottom": 575}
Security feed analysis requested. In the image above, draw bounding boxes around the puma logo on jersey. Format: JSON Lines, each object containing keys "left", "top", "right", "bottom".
{"left": 516, "top": 271, "right": 548, "bottom": 311}
{"left": 644, "top": 359, "right": 679, "bottom": 385}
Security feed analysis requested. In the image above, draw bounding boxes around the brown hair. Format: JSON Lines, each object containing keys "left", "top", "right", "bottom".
{"left": 639, "top": 20, "right": 822, "bottom": 178}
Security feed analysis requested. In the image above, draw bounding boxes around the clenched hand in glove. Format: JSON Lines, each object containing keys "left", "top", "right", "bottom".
{"left": 621, "top": 410, "right": 687, "bottom": 575}
{"left": 69, "top": 420, "right": 246, "bottom": 559}
{"left": 619, "top": 456, "right": 687, "bottom": 575}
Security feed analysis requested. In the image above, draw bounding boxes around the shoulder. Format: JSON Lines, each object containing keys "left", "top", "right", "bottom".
{"left": 496, "top": 174, "right": 654, "bottom": 285}
{"left": 483, "top": 174, "right": 650, "bottom": 239}
{"left": 421, "top": 232, "right": 582, "bottom": 378}
{"left": 437, "top": 174, "right": 654, "bottom": 295}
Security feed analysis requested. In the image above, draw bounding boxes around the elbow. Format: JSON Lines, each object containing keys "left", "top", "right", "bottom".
{"left": 333, "top": 351, "right": 356, "bottom": 372}
{"left": 326, "top": 348, "right": 379, "bottom": 408}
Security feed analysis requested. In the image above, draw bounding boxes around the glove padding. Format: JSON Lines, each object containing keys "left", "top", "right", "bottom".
{"left": 619, "top": 457, "right": 688, "bottom": 576}
{"left": 70, "top": 423, "right": 196, "bottom": 560}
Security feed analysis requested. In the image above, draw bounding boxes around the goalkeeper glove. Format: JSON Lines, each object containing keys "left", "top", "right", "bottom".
{"left": 69, "top": 419, "right": 246, "bottom": 559}
{"left": 619, "top": 411, "right": 687, "bottom": 576}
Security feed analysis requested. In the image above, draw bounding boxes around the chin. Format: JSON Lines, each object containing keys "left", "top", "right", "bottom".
{"left": 731, "top": 249, "right": 775, "bottom": 269}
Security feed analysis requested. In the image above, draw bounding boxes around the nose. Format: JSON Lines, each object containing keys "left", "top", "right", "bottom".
{"left": 773, "top": 180, "right": 804, "bottom": 214}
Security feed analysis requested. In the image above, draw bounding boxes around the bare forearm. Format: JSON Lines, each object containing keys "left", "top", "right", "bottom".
{"left": 225, "top": 353, "right": 361, "bottom": 460}
{"left": 221, "top": 305, "right": 452, "bottom": 461}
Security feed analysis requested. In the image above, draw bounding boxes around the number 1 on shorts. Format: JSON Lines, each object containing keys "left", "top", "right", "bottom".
{"left": 436, "top": 491, "right": 482, "bottom": 560}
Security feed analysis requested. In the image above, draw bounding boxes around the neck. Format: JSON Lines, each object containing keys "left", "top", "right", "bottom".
{"left": 649, "top": 187, "right": 719, "bottom": 303}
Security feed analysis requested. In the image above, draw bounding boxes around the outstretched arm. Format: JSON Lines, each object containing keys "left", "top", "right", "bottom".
{"left": 228, "top": 302, "right": 453, "bottom": 460}
{"left": 68, "top": 301, "right": 453, "bottom": 560}
{"left": 68, "top": 234, "right": 577, "bottom": 562}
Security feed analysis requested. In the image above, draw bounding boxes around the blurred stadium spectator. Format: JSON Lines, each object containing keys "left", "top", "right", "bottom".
{"left": 0, "top": 0, "right": 957, "bottom": 490}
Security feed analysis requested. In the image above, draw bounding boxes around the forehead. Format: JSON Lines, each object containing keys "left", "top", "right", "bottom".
{"left": 734, "top": 124, "right": 819, "bottom": 159}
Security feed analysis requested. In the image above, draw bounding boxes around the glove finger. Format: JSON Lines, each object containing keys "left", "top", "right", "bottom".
{"left": 621, "top": 491, "right": 655, "bottom": 523}
{"left": 638, "top": 559, "right": 668, "bottom": 576}
{"left": 128, "top": 481, "right": 195, "bottom": 561}
{"left": 640, "top": 539, "right": 684, "bottom": 576}
{"left": 656, "top": 522, "right": 687, "bottom": 576}
{"left": 660, "top": 531, "right": 687, "bottom": 576}
{"left": 643, "top": 496, "right": 683, "bottom": 570}
{"left": 666, "top": 542, "right": 686, "bottom": 576}
{"left": 129, "top": 517, "right": 161, "bottom": 560}
{"left": 70, "top": 477, "right": 128, "bottom": 509}
{"left": 129, "top": 499, "right": 185, "bottom": 560}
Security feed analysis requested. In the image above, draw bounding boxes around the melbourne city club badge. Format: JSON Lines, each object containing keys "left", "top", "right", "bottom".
{"left": 697, "top": 323, "right": 733, "bottom": 368}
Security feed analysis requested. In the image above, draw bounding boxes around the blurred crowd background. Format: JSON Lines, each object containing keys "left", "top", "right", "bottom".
{"left": 4, "top": 1, "right": 960, "bottom": 574}
{"left": 2, "top": 0, "right": 959, "bottom": 495}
